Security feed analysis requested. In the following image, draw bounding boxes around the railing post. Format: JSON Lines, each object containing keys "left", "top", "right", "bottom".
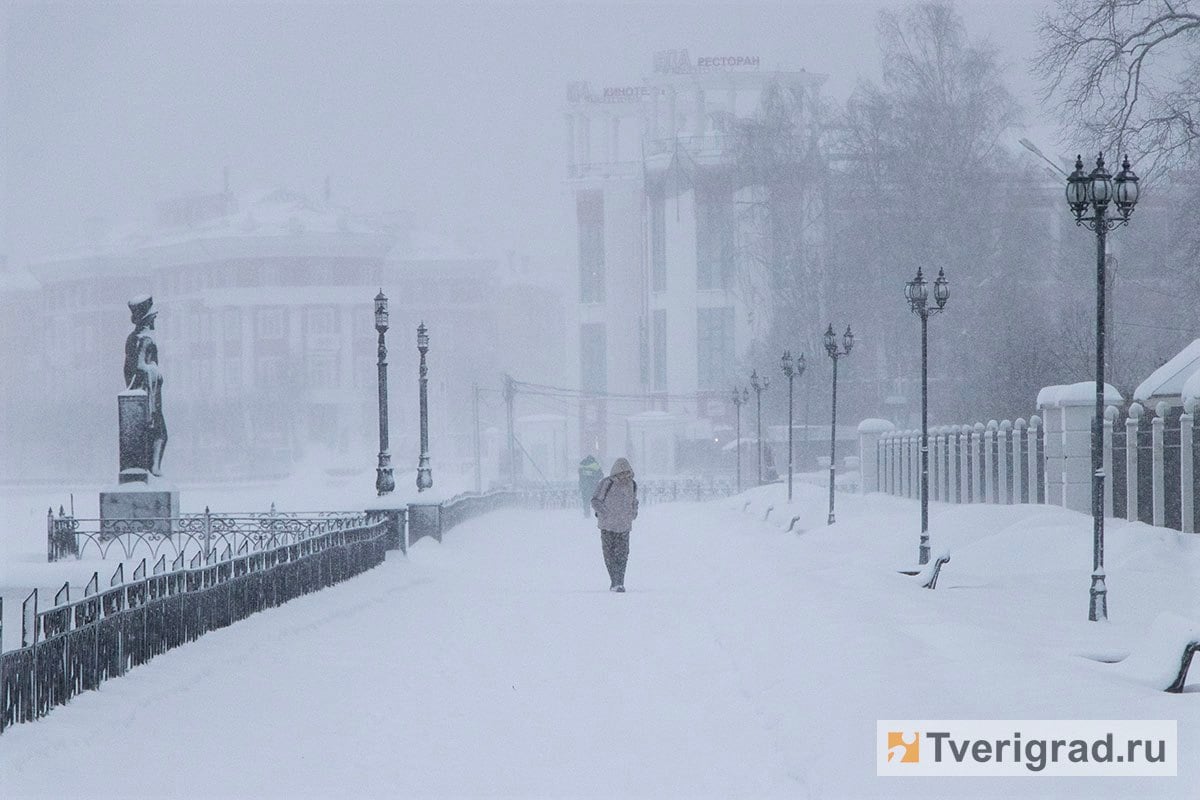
{"left": 1103, "top": 406, "right": 1117, "bottom": 518}
{"left": 973, "top": 422, "right": 986, "bottom": 502}
{"left": 948, "top": 426, "right": 960, "bottom": 503}
{"left": 1126, "top": 403, "right": 1142, "bottom": 522}
{"left": 999, "top": 420, "right": 1012, "bottom": 503}
{"left": 204, "top": 505, "right": 212, "bottom": 555}
{"left": 1182, "top": 399, "right": 1195, "bottom": 533}
{"left": 1013, "top": 419, "right": 1026, "bottom": 503}
{"left": 1153, "top": 401, "right": 1166, "bottom": 527}
{"left": 984, "top": 420, "right": 998, "bottom": 503}
{"left": 46, "top": 507, "right": 54, "bottom": 562}
{"left": 959, "top": 424, "right": 971, "bottom": 502}
{"left": 1028, "top": 415, "right": 1042, "bottom": 503}
{"left": 930, "top": 427, "right": 942, "bottom": 502}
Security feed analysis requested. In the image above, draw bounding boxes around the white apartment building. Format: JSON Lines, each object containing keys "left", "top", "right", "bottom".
{"left": 566, "top": 50, "right": 826, "bottom": 474}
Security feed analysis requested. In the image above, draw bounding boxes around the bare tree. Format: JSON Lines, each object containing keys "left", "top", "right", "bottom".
{"left": 1036, "top": 0, "right": 1200, "bottom": 177}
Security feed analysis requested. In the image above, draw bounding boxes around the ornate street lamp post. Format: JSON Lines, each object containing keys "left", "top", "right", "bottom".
{"left": 1066, "top": 152, "right": 1139, "bottom": 622}
{"left": 781, "top": 351, "right": 806, "bottom": 502}
{"left": 416, "top": 322, "right": 433, "bottom": 492}
{"left": 823, "top": 324, "right": 854, "bottom": 525}
{"left": 750, "top": 370, "right": 770, "bottom": 485}
{"left": 905, "top": 267, "right": 950, "bottom": 564}
{"left": 373, "top": 291, "right": 394, "bottom": 496}
{"left": 732, "top": 386, "right": 749, "bottom": 492}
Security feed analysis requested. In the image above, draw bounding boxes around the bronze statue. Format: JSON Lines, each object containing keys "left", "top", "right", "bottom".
{"left": 124, "top": 295, "right": 167, "bottom": 476}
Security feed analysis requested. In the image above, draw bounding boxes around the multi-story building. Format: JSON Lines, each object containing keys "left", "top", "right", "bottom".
{"left": 566, "top": 50, "right": 826, "bottom": 474}
{"left": 6, "top": 187, "right": 567, "bottom": 485}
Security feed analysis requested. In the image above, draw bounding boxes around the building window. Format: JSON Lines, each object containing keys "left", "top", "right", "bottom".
{"left": 652, "top": 310, "right": 667, "bottom": 392}
{"left": 651, "top": 193, "right": 666, "bottom": 293}
{"left": 580, "top": 322, "right": 606, "bottom": 393}
{"left": 223, "top": 308, "right": 242, "bottom": 341}
{"left": 696, "top": 307, "right": 734, "bottom": 391}
{"left": 257, "top": 308, "right": 286, "bottom": 340}
{"left": 696, "top": 187, "right": 735, "bottom": 291}
{"left": 305, "top": 307, "right": 337, "bottom": 338}
{"left": 578, "top": 190, "right": 605, "bottom": 303}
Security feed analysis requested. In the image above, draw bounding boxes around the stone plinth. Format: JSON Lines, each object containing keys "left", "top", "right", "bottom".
{"left": 100, "top": 481, "right": 178, "bottom": 534}
{"left": 1037, "top": 381, "right": 1124, "bottom": 514}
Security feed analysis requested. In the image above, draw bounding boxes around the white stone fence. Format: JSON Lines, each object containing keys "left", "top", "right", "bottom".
{"left": 855, "top": 383, "right": 1200, "bottom": 534}
{"left": 857, "top": 418, "right": 1045, "bottom": 506}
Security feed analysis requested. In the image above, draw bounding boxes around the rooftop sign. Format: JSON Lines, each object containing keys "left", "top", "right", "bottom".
{"left": 653, "top": 49, "right": 761, "bottom": 74}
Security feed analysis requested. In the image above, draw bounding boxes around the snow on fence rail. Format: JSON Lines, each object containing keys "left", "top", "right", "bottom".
{"left": 3, "top": 511, "right": 392, "bottom": 734}
{"left": 47, "top": 506, "right": 386, "bottom": 563}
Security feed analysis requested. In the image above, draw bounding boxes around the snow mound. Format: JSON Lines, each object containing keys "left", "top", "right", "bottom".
{"left": 1037, "top": 381, "right": 1123, "bottom": 408}
{"left": 1110, "top": 612, "right": 1200, "bottom": 691}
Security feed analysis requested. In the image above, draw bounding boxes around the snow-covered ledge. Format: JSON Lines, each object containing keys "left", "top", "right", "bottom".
{"left": 857, "top": 418, "right": 895, "bottom": 494}
{"left": 1037, "top": 382, "right": 1124, "bottom": 514}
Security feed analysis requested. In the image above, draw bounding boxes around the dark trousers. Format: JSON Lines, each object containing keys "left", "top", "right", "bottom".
{"left": 600, "top": 529, "right": 630, "bottom": 587}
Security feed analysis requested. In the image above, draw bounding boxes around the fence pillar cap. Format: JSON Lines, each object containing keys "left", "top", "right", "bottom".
{"left": 950, "top": 424, "right": 962, "bottom": 433}
{"left": 974, "top": 421, "right": 986, "bottom": 431}
{"left": 857, "top": 418, "right": 895, "bottom": 434}
{"left": 1015, "top": 417, "right": 1027, "bottom": 429}
{"left": 1029, "top": 414, "right": 1041, "bottom": 428}
{"left": 1000, "top": 419, "right": 1012, "bottom": 430}
{"left": 1184, "top": 397, "right": 1198, "bottom": 416}
{"left": 1105, "top": 405, "right": 1120, "bottom": 421}
{"left": 987, "top": 419, "right": 999, "bottom": 430}
{"left": 1155, "top": 400, "right": 1170, "bottom": 418}
{"left": 1129, "top": 401, "right": 1145, "bottom": 419}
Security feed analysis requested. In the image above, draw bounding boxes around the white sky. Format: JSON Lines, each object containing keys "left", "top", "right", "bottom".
{"left": 2, "top": 0, "right": 1056, "bottom": 276}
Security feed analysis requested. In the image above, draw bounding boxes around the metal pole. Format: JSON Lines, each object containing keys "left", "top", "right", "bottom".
{"left": 473, "top": 382, "right": 481, "bottom": 494}
{"left": 919, "top": 312, "right": 930, "bottom": 565}
{"left": 787, "top": 373, "right": 794, "bottom": 502}
{"left": 1090, "top": 211, "right": 1108, "bottom": 621}
{"left": 756, "top": 385, "right": 763, "bottom": 485}
{"left": 504, "top": 375, "right": 516, "bottom": 485}
{"left": 416, "top": 323, "right": 432, "bottom": 491}
{"left": 735, "top": 400, "right": 742, "bottom": 493}
{"left": 375, "top": 322, "right": 394, "bottom": 496}
{"left": 828, "top": 356, "right": 838, "bottom": 525}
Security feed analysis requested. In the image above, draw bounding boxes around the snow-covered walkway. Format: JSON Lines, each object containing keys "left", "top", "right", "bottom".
{"left": 1, "top": 483, "right": 1197, "bottom": 799}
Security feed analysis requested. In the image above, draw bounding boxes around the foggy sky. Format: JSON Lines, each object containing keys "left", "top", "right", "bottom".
{"left": 2, "top": 0, "right": 1052, "bottom": 279}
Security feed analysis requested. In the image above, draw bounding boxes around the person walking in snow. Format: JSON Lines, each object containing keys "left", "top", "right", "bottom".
{"left": 591, "top": 457, "right": 638, "bottom": 592}
{"left": 578, "top": 455, "right": 603, "bottom": 518}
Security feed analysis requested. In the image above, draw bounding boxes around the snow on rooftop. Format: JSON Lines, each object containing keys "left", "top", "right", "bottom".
{"left": 1134, "top": 339, "right": 1200, "bottom": 402}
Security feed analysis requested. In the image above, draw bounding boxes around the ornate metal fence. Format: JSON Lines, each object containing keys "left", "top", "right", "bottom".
{"left": 4, "top": 512, "right": 389, "bottom": 733}
{"left": 47, "top": 506, "right": 375, "bottom": 563}
{"left": 519, "top": 478, "right": 737, "bottom": 511}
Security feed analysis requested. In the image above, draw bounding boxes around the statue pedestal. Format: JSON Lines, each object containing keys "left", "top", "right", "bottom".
{"left": 100, "top": 480, "right": 179, "bottom": 534}
{"left": 105, "top": 388, "right": 176, "bottom": 531}
{"left": 119, "top": 389, "right": 150, "bottom": 483}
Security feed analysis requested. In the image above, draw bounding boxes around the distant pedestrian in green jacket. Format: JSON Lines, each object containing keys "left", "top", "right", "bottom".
{"left": 578, "top": 455, "right": 603, "bottom": 518}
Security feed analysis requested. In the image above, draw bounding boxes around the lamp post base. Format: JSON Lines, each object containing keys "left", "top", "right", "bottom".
{"left": 416, "top": 453, "right": 433, "bottom": 492}
{"left": 1089, "top": 573, "right": 1108, "bottom": 622}
{"left": 919, "top": 537, "right": 930, "bottom": 566}
{"left": 376, "top": 451, "right": 394, "bottom": 496}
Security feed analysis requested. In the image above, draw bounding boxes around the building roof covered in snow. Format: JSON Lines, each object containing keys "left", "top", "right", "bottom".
{"left": 1134, "top": 339, "right": 1200, "bottom": 404}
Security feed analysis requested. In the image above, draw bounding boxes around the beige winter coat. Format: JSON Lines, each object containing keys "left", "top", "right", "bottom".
{"left": 591, "top": 457, "right": 639, "bottom": 533}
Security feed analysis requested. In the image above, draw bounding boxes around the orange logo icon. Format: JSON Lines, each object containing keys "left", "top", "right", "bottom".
{"left": 887, "top": 731, "right": 919, "bottom": 763}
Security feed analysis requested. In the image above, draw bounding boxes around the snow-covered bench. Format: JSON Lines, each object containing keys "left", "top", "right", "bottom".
{"left": 898, "top": 550, "right": 950, "bottom": 590}
{"left": 1108, "top": 613, "right": 1200, "bottom": 693}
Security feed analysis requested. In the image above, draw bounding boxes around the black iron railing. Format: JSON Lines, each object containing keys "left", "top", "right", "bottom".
{"left": 4, "top": 512, "right": 389, "bottom": 733}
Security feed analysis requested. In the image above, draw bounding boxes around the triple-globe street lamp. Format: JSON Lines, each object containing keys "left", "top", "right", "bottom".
{"left": 1065, "top": 152, "right": 1140, "bottom": 622}
{"left": 416, "top": 322, "right": 433, "bottom": 492}
{"left": 823, "top": 324, "right": 854, "bottom": 525}
{"left": 781, "top": 351, "right": 806, "bottom": 502}
{"left": 904, "top": 267, "right": 949, "bottom": 564}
